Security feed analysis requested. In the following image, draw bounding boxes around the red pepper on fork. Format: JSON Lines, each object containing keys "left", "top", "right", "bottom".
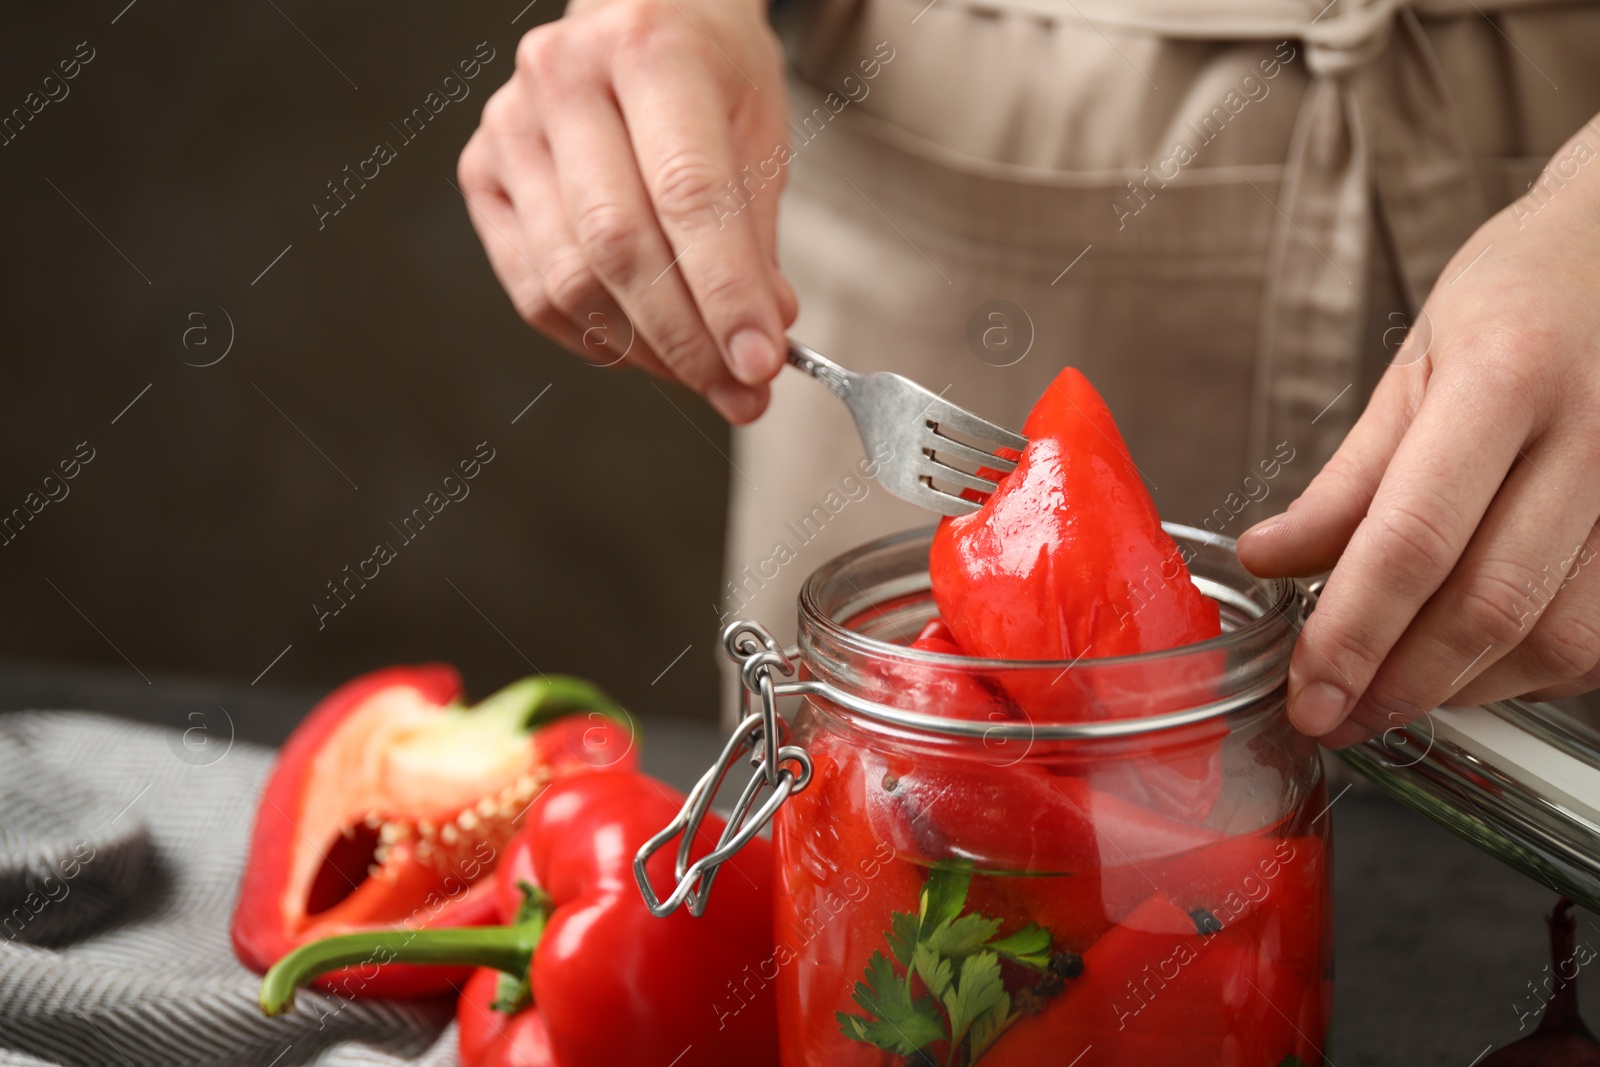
{"left": 929, "top": 366, "right": 1222, "bottom": 700}
{"left": 928, "top": 367, "right": 1226, "bottom": 817}
{"left": 232, "top": 665, "right": 636, "bottom": 998}
{"left": 258, "top": 771, "right": 780, "bottom": 1067}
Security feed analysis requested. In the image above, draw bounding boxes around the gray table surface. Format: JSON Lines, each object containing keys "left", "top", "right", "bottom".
{"left": 3, "top": 657, "right": 1595, "bottom": 1064}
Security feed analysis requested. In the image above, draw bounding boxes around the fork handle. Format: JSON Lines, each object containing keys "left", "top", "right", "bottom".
{"left": 786, "top": 338, "right": 856, "bottom": 400}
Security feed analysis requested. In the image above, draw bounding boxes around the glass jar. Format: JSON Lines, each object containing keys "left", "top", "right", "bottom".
{"left": 638, "top": 524, "right": 1331, "bottom": 1067}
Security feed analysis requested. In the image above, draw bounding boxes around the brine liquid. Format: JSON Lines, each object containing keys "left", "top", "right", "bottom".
{"left": 773, "top": 730, "right": 1331, "bottom": 1067}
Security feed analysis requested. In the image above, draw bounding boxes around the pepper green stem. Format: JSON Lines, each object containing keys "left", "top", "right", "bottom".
{"left": 259, "top": 903, "right": 547, "bottom": 1016}
{"left": 473, "top": 675, "right": 639, "bottom": 743}
{"left": 522, "top": 676, "right": 630, "bottom": 729}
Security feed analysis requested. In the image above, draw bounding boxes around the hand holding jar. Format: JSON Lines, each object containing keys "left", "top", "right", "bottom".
{"left": 1240, "top": 119, "right": 1600, "bottom": 748}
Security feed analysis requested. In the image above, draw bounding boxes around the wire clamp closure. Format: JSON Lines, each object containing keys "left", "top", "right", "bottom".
{"left": 634, "top": 619, "right": 813, "bottom": 918}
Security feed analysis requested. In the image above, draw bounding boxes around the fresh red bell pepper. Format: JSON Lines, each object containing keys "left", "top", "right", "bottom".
{"left": 233, "top": 665, "right": 636, "bottom": 998}
{"left": 928, "top": 366, "right": 1222, "bottom": 718}
{"left": 259, "top": 770, "right": 779, "bottom": 1067}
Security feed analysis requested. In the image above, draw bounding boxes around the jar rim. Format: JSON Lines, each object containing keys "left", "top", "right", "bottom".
{"left": 791, "top": 523, "right": 1303, "bottom": 740}
{"left": 800, "top": 523, "right": 1299, "bottom": 669}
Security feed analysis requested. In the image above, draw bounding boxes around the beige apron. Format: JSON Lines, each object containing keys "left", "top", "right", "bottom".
{"left": 720, "top": 0, "right": 1600, "bottom": 718}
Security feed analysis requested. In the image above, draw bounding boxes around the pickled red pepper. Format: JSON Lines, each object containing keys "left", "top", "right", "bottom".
{"left": 928, "top": 366, "right": 1222, "bottom": 677}
{"left": 929, "top": 365, "right": 1230, "bottom": 817}
{"left": 797, "top": 367, "right": 1327, "bottom": 1066}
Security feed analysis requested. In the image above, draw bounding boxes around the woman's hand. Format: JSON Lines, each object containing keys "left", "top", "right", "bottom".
{"left": 1239, "top": 118, "right": 1600, "bottom": 747}
{"left": 457, "top": 0, "right": 797, "bottom": 423}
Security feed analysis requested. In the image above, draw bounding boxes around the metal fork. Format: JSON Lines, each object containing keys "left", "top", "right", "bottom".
{"left": 786, "top": 338, "right": 1028, "bottom": 517}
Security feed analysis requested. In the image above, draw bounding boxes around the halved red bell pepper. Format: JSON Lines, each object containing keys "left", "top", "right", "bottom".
{"left": 259, "top": 770, "right": 780, "bottom": 1067}
{"left": 232, "top": 664, "right": 636, "bottom": 998}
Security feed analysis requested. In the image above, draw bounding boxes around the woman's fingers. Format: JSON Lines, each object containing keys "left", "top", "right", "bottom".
{"left": 1238, "top": 359, "right": 1418, "bottom": 578}
{"left": 456, "top": 127, "right": 587, "bottom": 352}
{"left": 1247, "top": 127, "right": 1600, "bottom": 734}
{"left": 1450, "top": 519, "right": 1600, "bottom": 706}
{"left": 480, "top": 82, "right": 674, "bottom": 379}
{"left": 612, "top": 11, "right": 789, "bottom": 384}
{"left": 459, "top": 0, "right": 791, "bottom": 420}
{"left": 527, "top": 24, "right": 768, "bottom": 422}
{"left": 1322, "top": 438, "right": 1600, "bottom": 747}
{"left": 736, "top": 110, "right": 798, "bottom": 327}
{"left": 1282, "top": 368, "right": 1530, "bottom": 739}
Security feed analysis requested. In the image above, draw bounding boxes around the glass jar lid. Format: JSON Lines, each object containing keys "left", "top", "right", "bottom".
{"left": 1342, "top": 698, "right": 1600, "bottom": 912}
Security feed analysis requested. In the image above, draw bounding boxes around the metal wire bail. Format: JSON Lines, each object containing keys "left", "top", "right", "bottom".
{"left": 634, "top": 619, "right": 813, "bottom": 918}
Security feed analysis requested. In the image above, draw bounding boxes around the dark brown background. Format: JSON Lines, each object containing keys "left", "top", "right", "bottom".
{"left": 0, "top": 0, "right": 733, "bottom": 725}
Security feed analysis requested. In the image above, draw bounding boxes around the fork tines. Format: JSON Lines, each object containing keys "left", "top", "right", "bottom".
{"left": 916, "top": 414, "right": 1027, "bottom": 515}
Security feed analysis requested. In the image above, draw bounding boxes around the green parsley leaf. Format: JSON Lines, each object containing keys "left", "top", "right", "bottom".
{"left": 921, "top": 867, "right": 971, "bottom": 932}
{"left": 912, "top": 942, "right": 955, "bottom": 1000}
{"left": 837, "top": 1011, "right": 947, "bottom": 1055}
{"left": 987, "top": 923, "right": 1054, "bottom": 970}
{"left": 1276, "top": 1059, "right": 1309, "bottom": 1067}
{"left": 837, "top": 951, "right": 947, "bottom": 1055}
{"left": 968, "top": 991, "right": 1016, "bottom": 1062}
{"left": 943, "top": 951, "right": 1007, "bottom": 1051}
{"left": 840, "top": 864, "right": 1064, "bottom": 1066}
{"left": 924, "top": 912, "right": 1004, "bottom": 959}
{"left": 888, "top": 909, "right": 921, "bottom": 968}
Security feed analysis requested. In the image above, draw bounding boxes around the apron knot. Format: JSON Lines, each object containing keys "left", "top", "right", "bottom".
{"left": 1301, "top": 0, "right": 1409, "bottom": 76}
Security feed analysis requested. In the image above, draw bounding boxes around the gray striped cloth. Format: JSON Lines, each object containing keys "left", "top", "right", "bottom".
{"left": 0, "top": 711, "right": 459, "bottom": 1067}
